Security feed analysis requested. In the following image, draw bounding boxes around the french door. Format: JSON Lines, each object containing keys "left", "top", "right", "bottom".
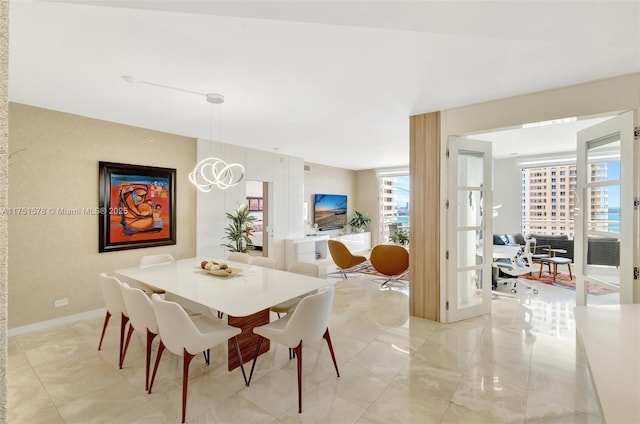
{"left": 575, "top": 110, "right": 637, "bottom": 306}
{"left": 444, "top": 136, "right": 493, "bottom": 322}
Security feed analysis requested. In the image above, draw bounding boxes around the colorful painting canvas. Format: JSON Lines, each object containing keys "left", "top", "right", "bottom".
{"left": 99, "top": 162, "right": 176, "bottom": 252}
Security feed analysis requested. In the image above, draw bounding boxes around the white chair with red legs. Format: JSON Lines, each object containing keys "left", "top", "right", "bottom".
{"left": 270, "top": 261, "right": 320, "bottom": 318}
{"left": 120, "top": 282, "right": 159, "bottom": 391}
{"left": 248, "top": 256, "right": 277, "bottom": 269}
{"left": 139, "top": 253, "right": 175, "bottom": 268}
{"left": 97, "top": 273, "right": 130, "bottom": 369}
{"left": 148, "top": 294, "right": 248, "bottom": 424}
{"left": 247, "top": 286, "right": 339, "bottom": 413}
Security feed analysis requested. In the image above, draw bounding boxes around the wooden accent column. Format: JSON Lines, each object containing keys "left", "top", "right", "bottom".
{"left": 409, "top": 112, "right": 441, "bottom": 321}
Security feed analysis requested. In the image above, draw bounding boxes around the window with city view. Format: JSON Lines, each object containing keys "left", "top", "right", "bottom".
{"left": 379, "top": 174, "right": 409, "bottom": 242}
{"left": 521, "top": 161, "right": 620, "bottom": 238}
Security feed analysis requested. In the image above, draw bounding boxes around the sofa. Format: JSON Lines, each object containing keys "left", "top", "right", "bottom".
{"left": 494, "top": 232, "right": 619, "bottom": 267}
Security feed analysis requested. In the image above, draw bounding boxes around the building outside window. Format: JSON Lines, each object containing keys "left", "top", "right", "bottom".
{"left": 378, "top": 173, "right": 409, "bottom": 242}
{"left": 521, "top": 161, "right": 618, "bottom": 237}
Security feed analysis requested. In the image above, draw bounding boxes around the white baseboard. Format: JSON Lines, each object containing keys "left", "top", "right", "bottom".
{"left": 8, "top": 308, "right": 106, "bottom": 337}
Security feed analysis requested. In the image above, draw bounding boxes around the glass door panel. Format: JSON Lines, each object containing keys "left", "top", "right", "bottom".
{"left": 446, "top": 137, "right": 492, "bottom": 322}
{"left": 576, "top": 111, "right": 634, "bottom": 306}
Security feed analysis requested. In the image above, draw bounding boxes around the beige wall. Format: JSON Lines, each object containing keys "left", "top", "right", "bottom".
{"left": 8, "top": 103, "right": 197, "bottom": 328}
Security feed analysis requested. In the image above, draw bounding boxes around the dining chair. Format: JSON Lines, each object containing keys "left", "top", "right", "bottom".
{"left": 327, "top": 239, "right": 366, "bottom": 279}
{"left": 270, "top": 261, "right": 320, "bottom": 318}
{"left": 97, "top": 273, "right": 130, "bottom": 369}
{"left": 247, "top": 286, "right": 339, "bottom": 413}
{"left": 148, "top": 294, "right": 248, "bottom": 424}
{"left": 226, "top": 252, "right": 251, "bottom": 263}
{"left": 139, "top": 253, "right": 175, "bottom": 268}
{"left": 249, "top": 256, "right": 277, "bottom": 269}
{"left": 120, "top": 282, "right": 159, "bottom": 391}
{"left": 369, "top": 244, "right": 409, "bottom": 288}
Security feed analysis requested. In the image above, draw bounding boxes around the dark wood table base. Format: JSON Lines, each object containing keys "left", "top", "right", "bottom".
{"left": 227, "top": 309, "right": 270, "bottom": 371}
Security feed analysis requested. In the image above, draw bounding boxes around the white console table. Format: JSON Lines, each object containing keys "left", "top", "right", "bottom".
{"left": 284, "top": 232, "right": 371, "bottom": 268}
{"left": 574, "top": 304, "right": 640, "bottom": 424}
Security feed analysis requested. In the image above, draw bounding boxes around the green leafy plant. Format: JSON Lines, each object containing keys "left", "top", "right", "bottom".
{"left": 221, "top": 203, "right": 257, "bottom": 252}
{"left": 390, "top": 228, "right": 409, "bottom": 246}
{"left": 349, "top": 211, "right": 372, "bottom": 231}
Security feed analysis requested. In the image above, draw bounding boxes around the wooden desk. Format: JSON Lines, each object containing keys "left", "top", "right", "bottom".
{"left": 574, "top": 305, "right": 640, "bottom": 423}
{"left": 117, "top": 257, "right": 331, "bottom": 370}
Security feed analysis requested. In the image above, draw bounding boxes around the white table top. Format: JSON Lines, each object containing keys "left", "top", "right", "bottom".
{"left": 574, "top": 304, "right": 640, "bottom": 424}
{"left": 116, "top": 257, "right": 332, "bottom": 317}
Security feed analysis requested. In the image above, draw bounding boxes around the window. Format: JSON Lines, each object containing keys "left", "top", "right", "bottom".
{"left": 521, "top": 160, "right": 618, "bottom": 238}
{"left": 377, "top": 171, "right": 409, "bottom": 242}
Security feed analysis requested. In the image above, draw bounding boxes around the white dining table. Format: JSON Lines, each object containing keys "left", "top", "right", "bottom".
{"left": 116, "top": 257, "right": 332, "bottom": 370}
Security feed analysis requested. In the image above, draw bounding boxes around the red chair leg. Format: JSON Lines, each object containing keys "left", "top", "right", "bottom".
{"left": 145, "top": 329, "right": 157, "bottom": 391}
{"left": 568, "top": 263, "right": 573, "bottom": 279}
{"left": 182, "top": 349, "right": 195, "bottom": 424}
{"left": 294, "top": 341, "right": 303, "bottom": 413}
{"left": 323, "top": 329, "right": 340, "bottom": 377}
{"left": 119, "top": 313, "right": 130, "bottom": 368}
{"left": 148, "top": 340, "right": 166, "bottom": 394}
{"left": 98, "top": 310, "right": 111, "bottom": 350}
{"left": 121, "top": 322, "right": 134, "bottom": 369}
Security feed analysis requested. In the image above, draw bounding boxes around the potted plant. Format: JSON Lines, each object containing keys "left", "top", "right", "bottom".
{"left": 390, "top": 228, "right": 409, "bottom": 246}
{"left": 221, "top": 203, "right": 257, "bottom": 252}
{"left": 349, "top": 211, "right": 372, "bottom": 233}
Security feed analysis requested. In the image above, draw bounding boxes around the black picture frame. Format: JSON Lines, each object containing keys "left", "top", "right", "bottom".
{"left": 247, "top": 197, "right": 263, "bottom": 211}
{"left": 99, "top": 161, "right": 176, "bottom": 252}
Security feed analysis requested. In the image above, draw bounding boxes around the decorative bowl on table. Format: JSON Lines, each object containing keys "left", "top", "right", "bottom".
{"left": 200, "top": 260, "right": 242, "bottom": 277}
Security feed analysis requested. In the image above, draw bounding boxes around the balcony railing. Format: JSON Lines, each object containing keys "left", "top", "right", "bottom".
{"left": 521, "top": 218, "right": 620, "bottom": 238}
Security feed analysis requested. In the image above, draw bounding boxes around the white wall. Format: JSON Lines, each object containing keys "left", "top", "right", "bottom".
{"left": 245, "top": 180, "right": 263, "bottom": 197}
{"left": 195, "top": 140, "right": 304, "bottom": 269}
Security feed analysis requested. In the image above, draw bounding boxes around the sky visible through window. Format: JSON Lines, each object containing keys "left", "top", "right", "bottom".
{"left": 394, "top": 175, "right": 410, "bottom": 208}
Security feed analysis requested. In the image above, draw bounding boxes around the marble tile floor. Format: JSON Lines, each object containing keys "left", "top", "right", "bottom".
{"left": 7, "top": 273, "right": 602, "bottom": 423}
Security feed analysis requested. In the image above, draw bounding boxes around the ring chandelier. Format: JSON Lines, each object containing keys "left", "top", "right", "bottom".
{"left": 122, "top": 76, "right": 245, "bottom": 191}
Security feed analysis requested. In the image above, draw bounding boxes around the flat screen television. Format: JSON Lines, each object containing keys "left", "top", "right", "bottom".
{"left": 314, "top": 193, "right": 347, "bottom": 231}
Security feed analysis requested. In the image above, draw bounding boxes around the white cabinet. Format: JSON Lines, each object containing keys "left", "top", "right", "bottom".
{"left": 335, "top": 232, "right": 371, "bottom": 253}
{"left": 284, "top": 236, "right": 330, "bottom": 268}
{"left": 284, "top": 232, "right": 370, "bottom": 268}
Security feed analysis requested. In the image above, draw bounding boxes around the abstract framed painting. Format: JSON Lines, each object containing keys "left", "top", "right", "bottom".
{"left": 98, "top": 161, "right": 176, "bottom": 252}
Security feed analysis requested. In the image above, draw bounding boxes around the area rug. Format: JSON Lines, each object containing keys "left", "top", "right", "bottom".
{"left": 351, "top": 260, "right": 410, "bottom": 280}
{"left": 522, "top": 272, "right": 614, "bottom": 295}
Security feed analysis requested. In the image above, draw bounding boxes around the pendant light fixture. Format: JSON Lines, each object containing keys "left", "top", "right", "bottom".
{"left": 122, "top": 75, "right": 245, "bottom": 191}
{"left": 188, "top": 93, "right": 245, "bottom": 192}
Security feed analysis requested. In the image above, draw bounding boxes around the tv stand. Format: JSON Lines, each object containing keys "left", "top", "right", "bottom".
{"left": 284, "top": 232, "right": 371, "bottom": 269}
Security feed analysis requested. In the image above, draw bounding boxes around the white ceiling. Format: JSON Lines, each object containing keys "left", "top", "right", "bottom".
{"left": 8, "top": 1, "right": 640, "bottom": 170}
